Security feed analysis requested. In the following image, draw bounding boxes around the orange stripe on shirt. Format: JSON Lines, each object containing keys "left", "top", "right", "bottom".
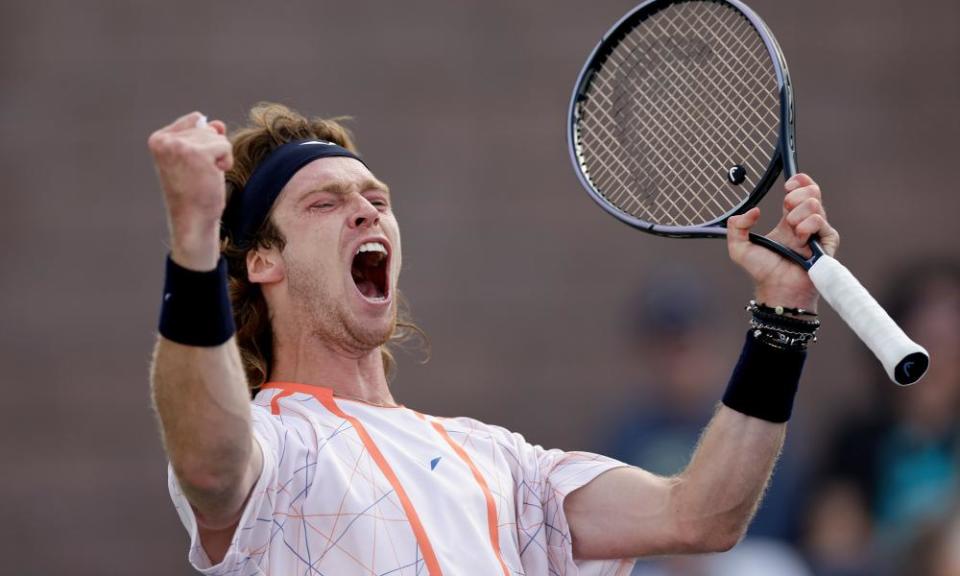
{"left": 429, "top": 420, "right": 510, "bottom": 576}
{"left": 269, "top": 389, "right": 294, "bottom": 415}
{"left": 263, "top": 382, "right": 444, "bottom": 576}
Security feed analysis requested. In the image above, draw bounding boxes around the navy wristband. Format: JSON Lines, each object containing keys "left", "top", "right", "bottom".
{"left": 159, "top": 255, "right": 236, "bottom": 346}
{"left": 722, "top": 330, "right": 806, "bottom": 423}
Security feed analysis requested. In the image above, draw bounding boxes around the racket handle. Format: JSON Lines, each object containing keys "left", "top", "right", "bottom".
{"left": 808, "top": 255, "right": 929, "bottom": 385}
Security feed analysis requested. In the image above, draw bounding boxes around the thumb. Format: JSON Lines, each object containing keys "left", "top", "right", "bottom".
{"left": 727, "top": 208, "right": 760, "bottom": 260}
{"left": 728, "top": 207, "right": 760, "bottom": 241}
{"left": 208, "top": 120, "right": 227, "bottom": 136}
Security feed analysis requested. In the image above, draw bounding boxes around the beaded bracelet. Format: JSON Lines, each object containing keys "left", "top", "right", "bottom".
{"left": 746, "top": 300, "right": 820, "bottom": 351}
{"left": 745, "top": 299, "right": 818, "bottom": 318}
{"left": 750, "top": 319, "right": 818, "bottom": 349}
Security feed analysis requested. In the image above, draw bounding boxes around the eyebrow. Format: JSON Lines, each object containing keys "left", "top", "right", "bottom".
{"left": 297, "top": 178, "right": 391, "bottom": 204}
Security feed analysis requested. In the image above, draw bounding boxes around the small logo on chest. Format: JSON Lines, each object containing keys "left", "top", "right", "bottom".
{"left": 430, "top": 457, "right": 442, "bottom": 471}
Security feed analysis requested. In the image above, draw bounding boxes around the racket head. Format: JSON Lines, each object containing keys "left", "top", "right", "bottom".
{"left": 568, "top": 0, "right": 796, "bottom": 237}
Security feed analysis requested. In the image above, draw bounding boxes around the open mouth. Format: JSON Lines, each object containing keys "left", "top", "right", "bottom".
{"left": 351, "top": 241, "right": 389, "bottom": 301}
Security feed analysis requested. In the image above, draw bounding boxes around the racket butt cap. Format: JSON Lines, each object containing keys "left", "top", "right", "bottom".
{"left": 894, "top": 351, "right": 930, "bottom": 386}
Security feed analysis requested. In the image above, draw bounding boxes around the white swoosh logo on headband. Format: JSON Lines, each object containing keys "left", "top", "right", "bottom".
{"left": 299, "top": 140, "right": 336, "bottom": 146}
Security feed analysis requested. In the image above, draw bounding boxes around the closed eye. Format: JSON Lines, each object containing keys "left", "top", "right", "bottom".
{"left": 365, "top": 193, "right": 390, "bottom": 210}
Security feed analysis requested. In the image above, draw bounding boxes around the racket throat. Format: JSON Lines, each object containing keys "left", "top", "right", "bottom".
{"left": 747, "top": 233, "right": 824, "bottom": 270}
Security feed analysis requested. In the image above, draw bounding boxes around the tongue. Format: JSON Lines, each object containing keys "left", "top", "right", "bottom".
{"left": 356, "top": 279, "right": 380, "bottom": 299}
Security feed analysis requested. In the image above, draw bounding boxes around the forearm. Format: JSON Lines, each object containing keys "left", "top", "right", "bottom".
{"left": 668, "top": 325, "right": 805, "bottom": 551}
{"left": 670, "top": 404, "right": 785, "bottom": 550}
{"left": 150, "top": 215, "right": 258, "bottom": 522}
{"left": 150, "top": 336, "right": 258, "bottom": 519}
{"left": 568, "top": 333, "right": 802, "bottom": 559}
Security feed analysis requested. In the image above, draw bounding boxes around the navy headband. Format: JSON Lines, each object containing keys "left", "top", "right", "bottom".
{"left": 221, "top": 139, "right": 366, "bottom": 247}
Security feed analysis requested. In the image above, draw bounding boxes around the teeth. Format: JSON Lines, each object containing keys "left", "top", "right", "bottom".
{"left": 356, "top": 242, "right": 387, "bottom": 256}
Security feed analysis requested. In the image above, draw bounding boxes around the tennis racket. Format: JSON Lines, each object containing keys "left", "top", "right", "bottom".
{"left": 567, "top": 0, "right": 929, "bottom": 385}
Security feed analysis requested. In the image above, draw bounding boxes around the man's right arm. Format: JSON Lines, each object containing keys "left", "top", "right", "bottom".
{"left": 147, "top": 112, "right": 261, "bottom": 560}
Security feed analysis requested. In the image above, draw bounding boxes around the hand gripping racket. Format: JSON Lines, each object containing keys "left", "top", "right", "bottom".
{"left": 567, "top": 0, "right": 929, "bottom": 385}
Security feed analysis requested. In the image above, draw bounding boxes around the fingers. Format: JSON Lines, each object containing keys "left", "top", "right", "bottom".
{"left": 727, "top": 207, "right": 761, "bottom": 261}
{"left": 191, "top": 136, "right": 234, "bottom": 172}
{"left": 161, "top": 111, "right": 207, "bottom": 134}
{"left": 208, "top": 120, "right": 227, "bottom": 136}
{"left": 785, "top": 172, "right": 816, "bottom": 191}
{"left": 780, "top": 173, "right": 840, "bottom": 256}
{"left": 728, "top": 207, "right": 760, "bottom": 237}
{"left": 149, "top": 112, "right": 225, "bottom": 143}
{"left": 149, "top": 128, "right": 225, "bottom": 161}
{"left": 204, "top": 121, "right": 232, "bottom": 169}
{"left": 796, "top": 215, "right": 840, "bottom": 257}
{"left": 148, "top": 112, "right": 231, "bottom": 168}
{"left": 785, "top": 196, "right": 825, "bottom": 228}
{"left": 796, "top": 214, "right": 840, "bottom": 254}
{"left": 783, "top": 173, "right": 820, "bottom": 214}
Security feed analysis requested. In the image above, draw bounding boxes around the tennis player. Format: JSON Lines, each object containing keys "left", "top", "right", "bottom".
{"left": 148, "top": 103, "right": 838, "bottom": 575}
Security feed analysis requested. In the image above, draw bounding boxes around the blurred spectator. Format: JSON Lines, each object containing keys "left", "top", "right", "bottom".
{"left": 603, "top": 270, "right": 810, "bottom": 574}
{"left": 631, "top": 538, "right": 814, "bottom": 576}
{"left": 896, "top": 505, "right": 960, "bottom": 576}
{"left": 803, "top": 259, "right": 960, "bottom": 576}
{"left": 802, "top": 479, "right": 877, "bottom": 576}
{"left": 605, "top": 271, "right": 723, "bottom": 477}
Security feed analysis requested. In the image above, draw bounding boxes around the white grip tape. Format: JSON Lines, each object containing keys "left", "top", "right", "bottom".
{"left": 808, "top": 255, "right": 928, "bottom": 384}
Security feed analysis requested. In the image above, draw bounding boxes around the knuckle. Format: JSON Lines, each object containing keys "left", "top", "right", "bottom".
{"left": 786, "top": 188, "right": 809, "bottom": 208}
{"left": 167, "top": 138, "right": 188, "bottom": 156}
{"left": 147, "top": 131, "right": 164, "bottom": 151}
{"left": 793, "top": 173, "right": 813, "bottom": 188}
{"left": 802, "top": 214, "right": 825, "bottom": 231}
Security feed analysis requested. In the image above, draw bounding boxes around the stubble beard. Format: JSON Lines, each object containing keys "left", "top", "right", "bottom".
{"left": 287, "top": 262, "right": 397, "bottom": 356}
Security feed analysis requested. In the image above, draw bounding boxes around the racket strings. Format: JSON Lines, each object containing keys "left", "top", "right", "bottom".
{"left": 632, "top": 5, "right": 776, "bottom": 209}
{"left": 576, "top": 0, "right": 780, "bottom": 227}
{"left": 613, "top": 3, "right": 774, "bottom": 220}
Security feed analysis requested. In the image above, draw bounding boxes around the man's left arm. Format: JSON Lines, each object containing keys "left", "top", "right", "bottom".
{"left": 565, "top": 173, "right": 839, "bottom": 559}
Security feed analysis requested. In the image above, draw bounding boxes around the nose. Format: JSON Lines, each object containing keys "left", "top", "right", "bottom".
{"left": 349, "top": 195, "right": 380, "bottom": 229}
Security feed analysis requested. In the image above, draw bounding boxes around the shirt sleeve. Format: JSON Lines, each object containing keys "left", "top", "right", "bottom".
{"left": 166, "top": 404, "right": 290, "bottom": 575}
{"left": 501, "top": 428, "right": 637, "bottom": 576}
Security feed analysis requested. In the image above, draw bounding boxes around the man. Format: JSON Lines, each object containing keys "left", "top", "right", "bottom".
{"left": 148, "top": 103, "right": 838, "bottom": 575}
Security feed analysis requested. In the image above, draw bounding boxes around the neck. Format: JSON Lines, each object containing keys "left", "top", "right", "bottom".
{"left": 269, "top": 333, "right": 395, "bottom": 407}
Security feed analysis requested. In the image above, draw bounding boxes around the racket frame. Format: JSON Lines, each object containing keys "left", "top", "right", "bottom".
{"left": 566, "top": 0, "right": 929, "bottom": 385}
{"left": 568, "top": 0, "right": 816, "bottom": 268}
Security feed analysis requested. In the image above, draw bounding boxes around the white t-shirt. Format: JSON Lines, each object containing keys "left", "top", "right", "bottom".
{"left": 169, "top": 382, "right": 635, "bottom": 575}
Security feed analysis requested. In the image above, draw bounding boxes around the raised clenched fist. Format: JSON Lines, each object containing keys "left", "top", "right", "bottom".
{"left": 148, "top": 112, "right": 233, "bottom": 270}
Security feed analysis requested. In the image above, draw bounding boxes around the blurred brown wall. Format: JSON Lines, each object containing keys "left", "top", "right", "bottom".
{"left": 1, "top": 0, "right": 957, "bottom": 573}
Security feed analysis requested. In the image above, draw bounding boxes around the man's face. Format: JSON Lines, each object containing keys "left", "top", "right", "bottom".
{"left": 262, "top": 156, "right": 401, "bottom": 354}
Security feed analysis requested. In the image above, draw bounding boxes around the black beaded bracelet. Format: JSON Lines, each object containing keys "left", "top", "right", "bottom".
{"left": 722, "top": 330, "right": 806, "bottom": 423}
{"left": 746, "top": 299, "right": 818, "bottom": 318}
{"left": 159, "top": 255, "right": 236, "bottom": 347}
{"left": 751, "top": 308, "right": 821, "bottom": 330}
{"left": 750, "top": 319, "right": 818, "bottom": 349}
{"left": 746, "top": 299, "right": 820, "bottom": 352}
